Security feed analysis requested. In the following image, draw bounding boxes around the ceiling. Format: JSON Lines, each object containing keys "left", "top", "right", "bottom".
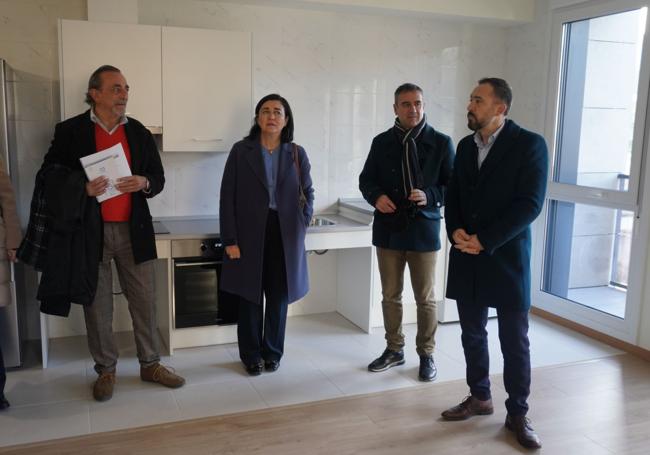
{"left": 219, "top": 0, "right": 536, "bottom": 25}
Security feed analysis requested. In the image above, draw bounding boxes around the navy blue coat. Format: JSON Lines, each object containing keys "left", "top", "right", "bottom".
{"left": 445, "top": 119, "right": 548, "bottom": 310}
{"left": 359, "top": 124, "right": 454, "bottom": 252}
{"left": 219, "top": 139, "right": 314, "bottom": 305}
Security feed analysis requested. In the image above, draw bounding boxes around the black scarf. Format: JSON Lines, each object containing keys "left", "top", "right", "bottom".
{"left": 393, "top": 114, "right": 426, "bottom": 201}
{"left": 377, "top": 114, "right": 427, "bottom": 233}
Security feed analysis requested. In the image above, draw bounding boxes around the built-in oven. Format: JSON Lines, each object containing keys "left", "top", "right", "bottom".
{"left": 171, "top": 238, "right": 238, "bottom": 329}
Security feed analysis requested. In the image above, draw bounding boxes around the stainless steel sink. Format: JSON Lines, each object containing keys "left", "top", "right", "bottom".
{"left": 310, "top": 216, "right": 336, "bottom": 227}
{"left": 152, "top": 221, "right": 170, "bottom": 234}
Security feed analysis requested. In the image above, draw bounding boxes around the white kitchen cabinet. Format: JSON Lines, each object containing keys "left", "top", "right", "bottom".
{"left": 58, "top": 19, "right": 162, "bottom": 127}
{"left": 161, "top": 27, "right": 252, "bottom": 152}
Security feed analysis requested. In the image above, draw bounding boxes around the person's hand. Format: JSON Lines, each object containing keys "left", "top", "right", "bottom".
{"left": 226, "top": 245, "right": 241, "bottom": 259}
{"left": 452, "top": 228, "right": 470, "bottom": 244}
{"left": 86, "top": 176, "right": 109, "bottom": 197}
{"left": 7, "top": 249, "right": 17, "bottom": 263}
{"left": 375, "top": 195, "right": 397, "bottom": 214}
{"left": 453, "top": 230, "right": 484, "bottom": 255}
{"left": 115, "top": 175, "right": 148, "bottom": 193}
{"left": 408, "top": 189, "right": 427, "bottom": 206}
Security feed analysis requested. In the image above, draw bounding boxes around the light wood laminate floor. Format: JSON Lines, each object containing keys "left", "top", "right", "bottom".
{"left": 1, "top": 353, "right": 649, "bottom": 454}
{"left": 0, "top": 312, "right": 637, "bottom": 451}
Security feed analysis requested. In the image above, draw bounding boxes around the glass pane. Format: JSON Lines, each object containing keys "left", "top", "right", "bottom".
{"left": 555, "top": 8, "right": 647, "bottom": 190}
{"left": 542, "top": 200, "right": 632, "bottom": 319}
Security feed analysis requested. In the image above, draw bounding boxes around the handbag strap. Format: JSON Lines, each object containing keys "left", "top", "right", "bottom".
{"left": 292, "top": 143, "right": 303, "bottom": 189}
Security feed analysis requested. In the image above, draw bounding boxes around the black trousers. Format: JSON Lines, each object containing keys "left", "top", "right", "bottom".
{"left": 237, "top": 210, "right": 289, "bottom": 365}
{"left": 457, "top": 301, "right": 531, "bottom": 416}
{"left": 0, "top": 337, "right": 6, "bottom": 399}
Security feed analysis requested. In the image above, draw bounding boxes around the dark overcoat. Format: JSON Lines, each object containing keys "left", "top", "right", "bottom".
{"left": 219, "top": 139, "right": 314, "bottom": 304}
{"left": 359, "top": 124, "right": 454, "bottom": 252}
{"left": 42, "top": 110, "right": 164, "bottom": 264}
{"left": 445, "top": 119, "right": 548, "bottom": 310}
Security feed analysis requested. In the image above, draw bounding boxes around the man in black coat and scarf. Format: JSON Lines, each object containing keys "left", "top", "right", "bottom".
{"left": 359, "top": 83, "right": 454, "bottom": 382}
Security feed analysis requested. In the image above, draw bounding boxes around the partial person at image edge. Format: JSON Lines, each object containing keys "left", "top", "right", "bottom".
{"left": 0, "top": 164, "right": 21, "bottom": 411}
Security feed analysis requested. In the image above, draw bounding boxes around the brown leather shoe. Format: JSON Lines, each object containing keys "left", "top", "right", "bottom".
{"left": 93, "top": 371, "right": 116, "bottom": 402}
{"left": 140, "top": 363, "right": 185, "bottom": 388}
{"left": 441, "top": 395, "right": 494, "bottom": 421}
{"left": 506, "top": 414, "right": 542, "bottom": 449}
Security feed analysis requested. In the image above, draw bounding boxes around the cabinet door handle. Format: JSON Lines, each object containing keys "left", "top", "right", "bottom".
{"left": 191, "top": 137, "right": 223, "bottom": 142}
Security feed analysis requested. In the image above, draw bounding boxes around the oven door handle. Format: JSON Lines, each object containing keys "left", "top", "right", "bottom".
{"left": 174, "top": 261, "right": 221, "bottom": 267}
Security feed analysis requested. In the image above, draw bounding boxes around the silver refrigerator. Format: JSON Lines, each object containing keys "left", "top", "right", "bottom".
{"left": 0, "top": 59, "right": 23, "bottom": 368}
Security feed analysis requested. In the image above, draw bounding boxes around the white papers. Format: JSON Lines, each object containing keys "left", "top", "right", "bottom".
{"left": 80, "top": 143, "right": 132, "bottom": 202}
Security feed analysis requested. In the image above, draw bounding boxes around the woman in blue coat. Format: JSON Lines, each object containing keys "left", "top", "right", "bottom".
{"left": 220, "top": 94, "right": 314, "bottom": 376}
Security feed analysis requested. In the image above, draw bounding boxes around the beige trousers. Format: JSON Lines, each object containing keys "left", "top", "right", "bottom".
{"left": 376, "top": 247, "right": 438, "bottom": 356}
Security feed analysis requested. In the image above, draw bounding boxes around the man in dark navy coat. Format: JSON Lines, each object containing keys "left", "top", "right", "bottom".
{"left": 441, "top": 78, "right": 547, "bottom": 450}
{"left": 359, "top": 83, "right": 454, "bottom": 382}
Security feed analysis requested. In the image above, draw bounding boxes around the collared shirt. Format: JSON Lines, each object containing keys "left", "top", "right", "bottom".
{"left": 90, "top": 109, "right": 128, "bottom": 135}
{"left": 474, "top": 121, "right": 505, "bottom": 169}
{"left": 261, "top": 146, "right": 280, "bottom": 209}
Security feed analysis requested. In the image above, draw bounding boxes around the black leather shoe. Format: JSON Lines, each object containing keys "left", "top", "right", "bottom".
{"left": 418, "top": 355, "right": 437, "bottom": 382}
{"left": 244, "top": 362, "right": 263, "bottom": 376}
{"left": 264, "top": 360, "right": 280, "bottom": 372}
{"left": 505, "top": 414, "right": 542, "bottom": 449}
{"left": 368, "top": 349, "right": 405, "bottom": 372}
{"left": 0, "top": 396, "right": 9, "bottom": 410}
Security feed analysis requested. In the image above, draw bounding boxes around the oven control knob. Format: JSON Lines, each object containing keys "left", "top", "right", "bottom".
{"left": 200, "top": 243, "right": 208, "bottom": 252}
{"left": 214, "top": 242, "right": 222, "bottom": 248}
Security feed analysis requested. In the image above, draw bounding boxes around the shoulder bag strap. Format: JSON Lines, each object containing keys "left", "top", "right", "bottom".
{"left": 293, "top": 143, "right": 307, "bottom": 209}
{"left": 293, "top": 143, "right": 302, "bottom": 188}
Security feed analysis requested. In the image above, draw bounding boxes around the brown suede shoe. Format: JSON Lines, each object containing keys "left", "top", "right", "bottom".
{"left": 441, "top": 395, "right": 494, "bottom": 421}
{"left": 506, "top": 414, "right": 542, "bottom": 449}
{"left": 93, "top": 371, "right": 116, "bottom": 402}
{"left": 140, "top": 363, "right": 185, "bottom": 388}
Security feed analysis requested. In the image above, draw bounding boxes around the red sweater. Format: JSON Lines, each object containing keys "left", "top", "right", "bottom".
{"left": 94, "top": 124, "right": 132, "bottom": 222}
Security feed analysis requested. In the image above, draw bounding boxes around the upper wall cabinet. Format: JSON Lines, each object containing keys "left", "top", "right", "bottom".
{"left": 161, "top": 27, "right": 252, "bottom": 152}
{"left": 59, "top": 20, "right": 162, "bottom": 128}
{"left": 59, "top": 20, "right": 252, "bottom": 152}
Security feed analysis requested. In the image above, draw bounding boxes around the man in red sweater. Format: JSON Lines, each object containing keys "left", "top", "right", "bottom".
{"left": 44, "top": 65, "right": 185, "bottom": 401}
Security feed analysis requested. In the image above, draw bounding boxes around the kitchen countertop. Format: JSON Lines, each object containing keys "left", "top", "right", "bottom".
{"left": 153, "top": 212, "right": 371, "bottom": 241}
{"left": 338, "top": 197, "right": 374, "bottom": 215}
{"left": 153, "top": 217, "right": 219, "bottom": 239}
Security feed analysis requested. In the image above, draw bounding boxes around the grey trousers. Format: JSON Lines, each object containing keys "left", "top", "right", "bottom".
{"left": 376, "top": 247, "right": 438, "bottom": 356}
{"left": 84, "top": 222, "right": 159, "bottom": 374}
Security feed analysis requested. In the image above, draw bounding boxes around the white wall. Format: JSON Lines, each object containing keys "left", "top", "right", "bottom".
{"left": 4, "top": 0, "right": 650, "bottom": 350}
{"left": 138, "top": 0, "right": 508, "bottom": 216}
{"left": 1, "top": 0, "right": 510, "bottom": 337}
{"left": 99, "top": 0, "right": 510, "bottom": 336}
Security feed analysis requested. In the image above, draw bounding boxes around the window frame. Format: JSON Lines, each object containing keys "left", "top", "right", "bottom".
{"left": 532, "top": 0, "right": 650, "bottom": 343}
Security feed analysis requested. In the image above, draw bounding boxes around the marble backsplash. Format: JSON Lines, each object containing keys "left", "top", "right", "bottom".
{"left": 0, "top": 0, "right": 553, "bottom": 340}
{"left": 140, "top": 0, "right": 509, "bottom": 216}
{"left": 3, "top": 0, "right": 517, "bottom": 218}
